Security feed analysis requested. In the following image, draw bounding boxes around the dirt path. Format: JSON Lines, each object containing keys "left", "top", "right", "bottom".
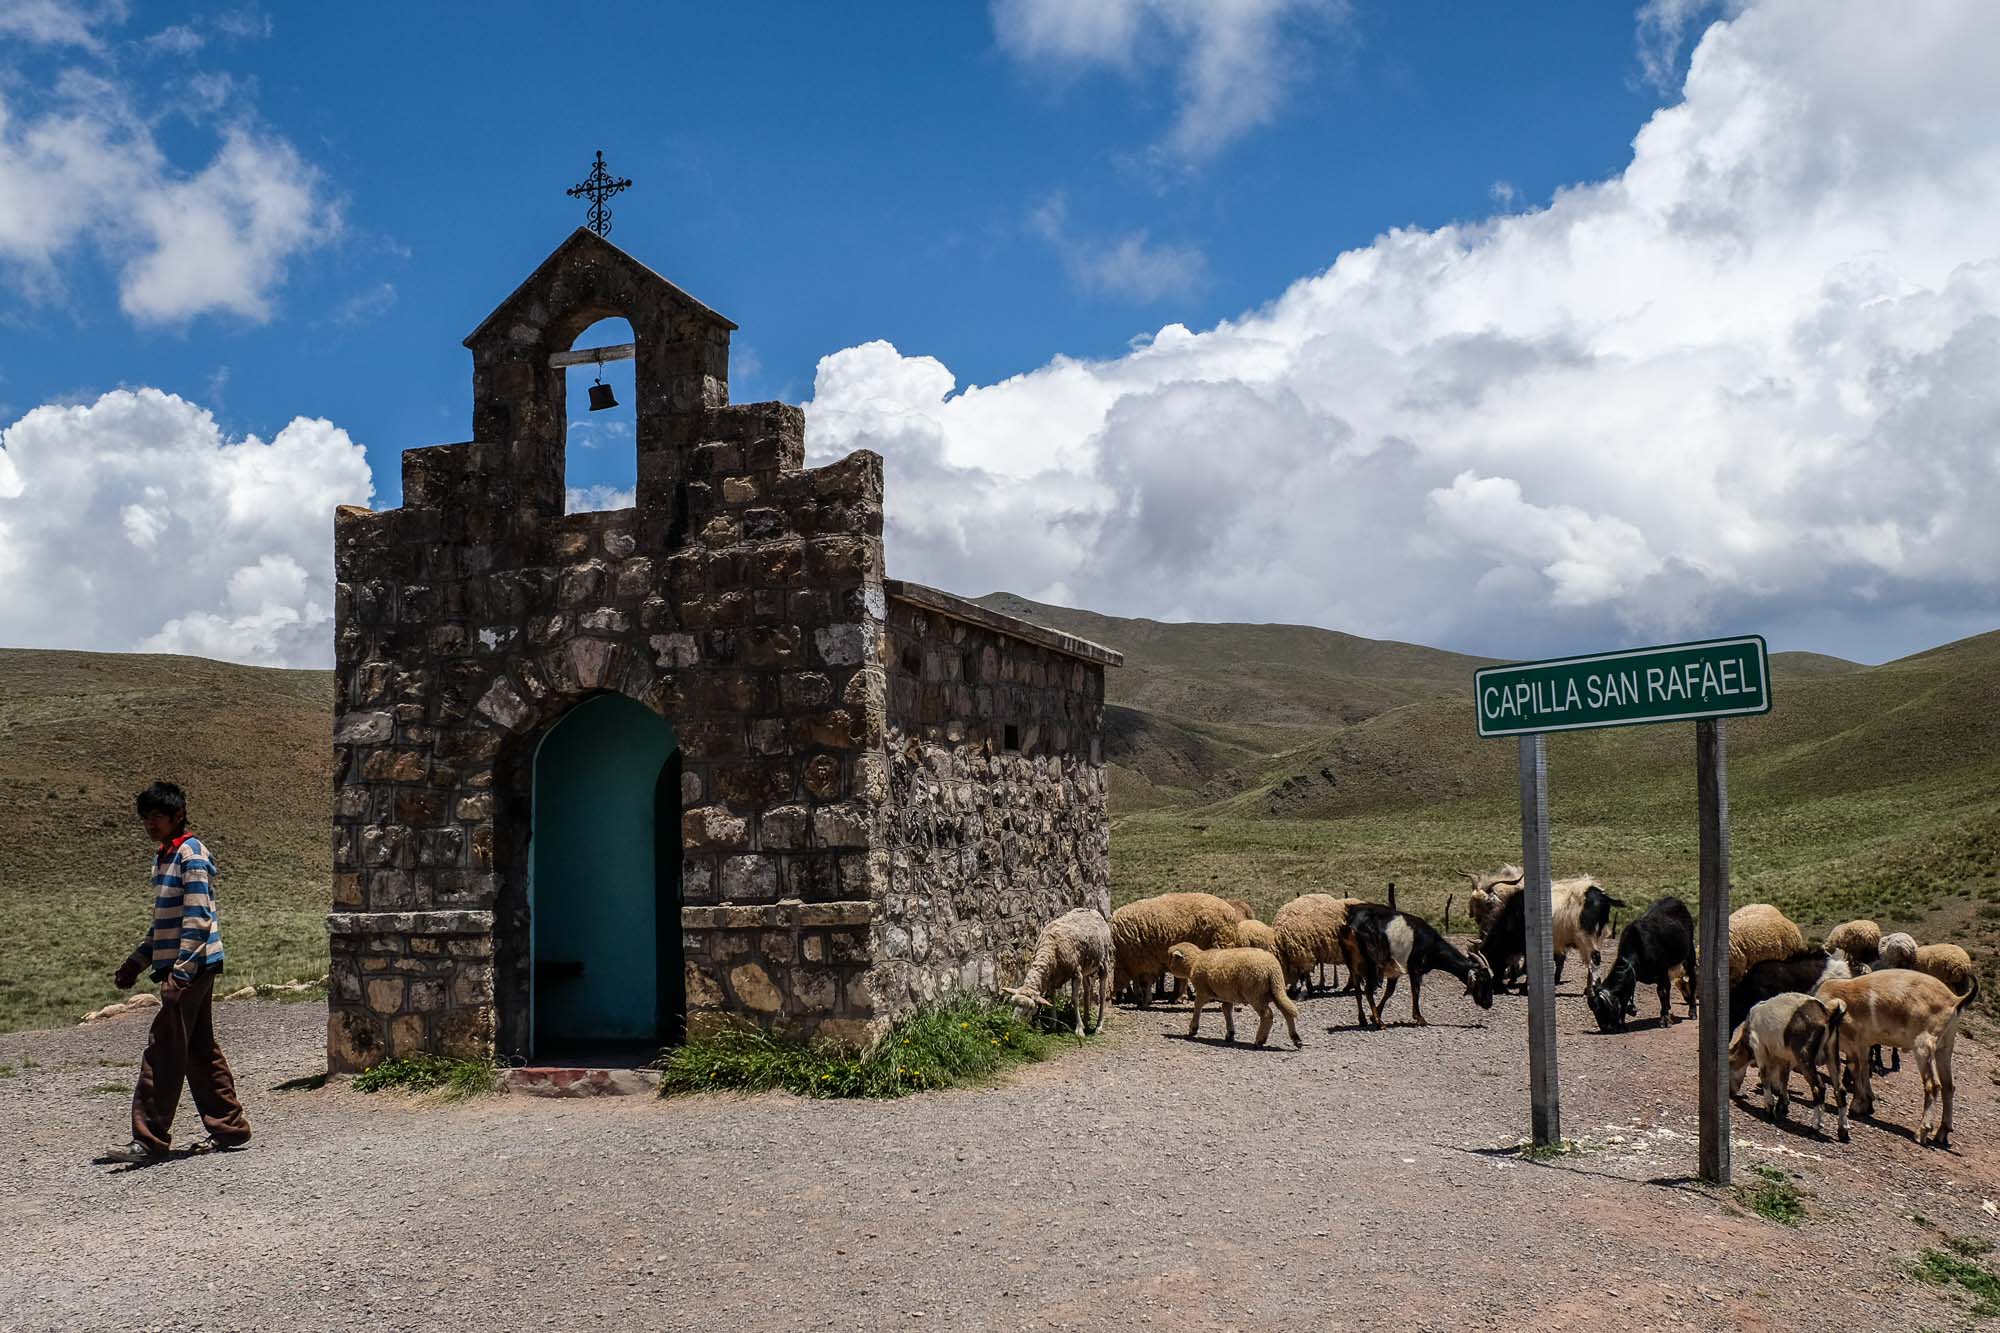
{"left": 4, "top": 984, "right": 1998, "bottom": 1332}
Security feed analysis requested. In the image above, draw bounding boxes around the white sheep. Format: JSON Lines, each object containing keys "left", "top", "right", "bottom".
{"left": 1727, "top": 903, "right": 1806, "bottom": 983}
{"left": 1110, "top": 892, "right": 1245, "bottom": 1007}
{"left": 1165, "top": 942, "right": 1303, "bottom": 1048}
{"left": 1003, "top": 907, "right": 1113, "bottom": 1037}
{"left": 1823, "top": 919, "right": 1882, "bottom": 967}
{"left": 1234, "top": 918, "right": 1280, "bottom": 956}
{"left": 1876, "top": 932, "right": 1918, "bottom": 971}
{"left": 1915, "top": 942, "right": 1976, "bottom": 994}
{"left": 1272, "top": 894, "right": 1359, "bottom": 995}
{"left": 1728, "top": 991, "right": 1849, "bottom": 1139}
{"left": 1820, "top": 969, "right": 1979, "bottom": 1147}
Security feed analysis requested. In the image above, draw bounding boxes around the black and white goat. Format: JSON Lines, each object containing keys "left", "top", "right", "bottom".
{"left": 1343, "top": 886, "right": 1496, "bottom": 1029}
{"left": 1585, "top": 896, "right": 1697, "bottom": 1032}
{"left": 1475, "top": 879, "right": 1623, "bottom": 992}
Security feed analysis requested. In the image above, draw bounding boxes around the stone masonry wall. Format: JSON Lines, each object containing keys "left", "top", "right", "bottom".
{"left": 328, "top": 393, "right": 889, "bottom": 1070}
{"left": 867, "top": 591, "right": 1111, "bottom": 1017}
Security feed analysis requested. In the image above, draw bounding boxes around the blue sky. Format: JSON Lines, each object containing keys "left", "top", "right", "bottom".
{"left": 4, "top": 0, "right": 1999, "bottom": 667}
{"left": 3, "top": 2, "right": 1661, "bottom": 506}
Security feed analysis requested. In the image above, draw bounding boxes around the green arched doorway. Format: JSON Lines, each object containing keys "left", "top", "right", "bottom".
{"left": 530, "top": 693, "right": 683, "bottom": 1058}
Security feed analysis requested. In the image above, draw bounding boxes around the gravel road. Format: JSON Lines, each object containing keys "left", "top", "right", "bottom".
{"left": 4, "top": 983, "right": 1998, "bottom": 1332}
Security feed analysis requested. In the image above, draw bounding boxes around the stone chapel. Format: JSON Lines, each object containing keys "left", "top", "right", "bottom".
{"left": 326, "top": 229, "right": 1118, "bottom": 1070}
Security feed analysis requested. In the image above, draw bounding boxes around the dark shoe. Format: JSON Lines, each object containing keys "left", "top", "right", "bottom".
{"left": 194, "top": 1134, "right": 250, "bottom": 1154}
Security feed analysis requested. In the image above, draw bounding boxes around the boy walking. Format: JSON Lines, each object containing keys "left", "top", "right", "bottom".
{"left": 102, "top": 782, "right": 252, "bottom": 1162}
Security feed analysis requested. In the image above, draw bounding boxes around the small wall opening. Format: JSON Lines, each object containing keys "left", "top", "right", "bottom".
{"left": 564, "top": 316, "right": 637, "bottom": 513}
{"left": 529, "top": 692, "right": 683, "bottom": 1058}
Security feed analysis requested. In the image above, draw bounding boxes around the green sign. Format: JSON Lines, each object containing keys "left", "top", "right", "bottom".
{"left": 1476, "top": 635, "right": 1771, "bottom": 737}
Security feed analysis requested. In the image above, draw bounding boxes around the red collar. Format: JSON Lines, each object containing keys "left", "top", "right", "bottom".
{"left": 157, "top": 831, "right": 193, "bottom": 855}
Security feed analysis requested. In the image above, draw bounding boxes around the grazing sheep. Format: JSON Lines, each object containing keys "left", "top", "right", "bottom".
{"left": 1235, "top": 918, "right": 1280, "bottom": 956}
{"left": 1343, "top": 896, "right": 1496, "bottom": 1029}
{"left": 1223, "top": 898, "right": 1254, "bottom": 921}
{"left": 1915, "top": 943, "right": 1976, "bottom": 993}
{"left": 1819, "top": 969, "right": 1978, "bottom": 1147}
{"left": 1110, "top": 893, "right": 1244, "bottom": 1007}
{"left": 1166, "top": 943, "right": 1303, "bottom": 1048}
{"left": 1823, "top": 919, "right": 1882, "bottom": 968}
{"left": 1876, "top": 932, "right": 1918, "bottom": 970}
{"left": 1272, "top": 894, "right": 1359, "bottom": 997}
{"left": 1727, "top": 904, "right": 1807, "bottom": 983}
{"left": 1587, "top": 896, "right": 1697, "bottom": 1032}
{"left": 1474, "top": 877, "right": 1622, "bottom": 991}
{"left": 1729, "top": 992, "right": 1849, "bottom": 1139}
{"left": 1728, "top": 948, "right": 1851, "bottom": 1031}
{"left": 1002, "top": 907, "right": 1113, "bottom": 1038}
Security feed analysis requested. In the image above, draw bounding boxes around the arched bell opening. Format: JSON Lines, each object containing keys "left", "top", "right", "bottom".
{"left": 526, "top": 692, "right": 684, "bottom": 1060}
{"left": 562, "top": 315, "right": 637, "bottom": 514}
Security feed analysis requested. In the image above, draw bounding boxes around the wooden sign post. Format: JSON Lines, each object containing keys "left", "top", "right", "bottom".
{"left": 1476, "top": 636, "right": 1771, "bottom": 1182}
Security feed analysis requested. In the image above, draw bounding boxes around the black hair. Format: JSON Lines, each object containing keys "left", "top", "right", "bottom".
{"left": 135, "top": 781, "right": 188, "bottom": 828}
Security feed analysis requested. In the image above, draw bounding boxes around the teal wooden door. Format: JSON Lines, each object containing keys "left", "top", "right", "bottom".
{"left": 531, "top": 694, "right": 679, "bottom": 1051}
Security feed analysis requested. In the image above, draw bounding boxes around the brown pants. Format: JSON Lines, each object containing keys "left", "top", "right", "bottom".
{"left": 131, "top": 969, "right": 251, "bottom": 1153}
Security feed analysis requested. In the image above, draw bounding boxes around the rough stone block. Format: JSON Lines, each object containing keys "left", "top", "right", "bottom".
{"left": 813, "top": 803, "right": 871, "bottom": 849}
{"left": 682, "top": 805, "right": 749, "bottom": 849}
{"left": 729, "top": 962, "right": 784, "bottom": 1013}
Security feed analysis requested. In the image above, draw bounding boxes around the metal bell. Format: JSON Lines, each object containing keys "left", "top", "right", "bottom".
{"left": 587, "top": 381, "right": 618, "bottom": 412}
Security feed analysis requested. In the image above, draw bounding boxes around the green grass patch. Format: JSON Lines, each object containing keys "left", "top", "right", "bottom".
{"left": 1738, "top": 1163, "right": 1806, "bottom": 1225}
{"left": 1915, "top": 1249, "right": 2000, "bottom": 1317}
{"left": 1513, "top": 1138, "right": 1592, "bottom": 1162}
{"left": 0, "top": 1064, "right": 16, "bottom": 1078}
{"left": 82, "top": 1082, "right": 128, "bottom": 1096}
{"left": 1948, "top": 1234, "right": 1996, "bottom": 1259}
{"left": 351, "top": 1054, "right": 500, "bottom": 1101}
{"left": 657, "top": 993, "right": 1077, "bottom": 1100}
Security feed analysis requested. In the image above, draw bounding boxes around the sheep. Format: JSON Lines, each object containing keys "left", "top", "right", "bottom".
{"left": 1223, "top": 898, "right": 1254, "bottom": 921}
{"left": 1823, "top": 919, "right": 1882, "bottom": 968}
{"left": 1586, "top": 896, "right": 1697, "bottom": 1032}
{"left": 1727, "top": 903, "right": 1806, "bottom": 983}
{"left": 1915, "top": 943, "right": 1976, "bottom": 994}
{"left": 1165, "top": 943, "right": 1302, "bottom": 1048}
{"left": 1272, "top": 894, "right": 1359, "bottom": 997}
{"left": 1110, "top": 893, "right": 1245, "bottom": 1008}
{"left": 1343, "top": 897, "right": 1496, "bottom": 1029}
{"left": 1728, "top": 992, "right": 1849, "bottom": 1140}
{"left": 1234, "top": 918, "right": 1280, "bottom": 956}
{"left": 1877, "top": 932, "right": 1918, "bottom": 971}
{"left": 1819, "top": 969, "right": 1979, "bottom": 1147}
{"left": 1474, "top": 877, "right": 1622, "bottom": 991}
{"left": 1728, "top": 948, "right": 1851, "bottom": 1031}
{"left": 1001, "top": 907, "right": 1112, "bottom": 1038}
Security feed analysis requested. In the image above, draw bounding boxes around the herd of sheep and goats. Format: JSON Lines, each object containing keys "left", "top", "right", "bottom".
{"left": 1000, "top": 869, "right": 1980, "bottom": 1150}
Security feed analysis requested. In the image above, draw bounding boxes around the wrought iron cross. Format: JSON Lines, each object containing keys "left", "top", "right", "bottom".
{"left": 566, "top": 150, "right": 632, "bottom": 238}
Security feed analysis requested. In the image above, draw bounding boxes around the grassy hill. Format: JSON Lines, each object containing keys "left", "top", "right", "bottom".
{"left": 0, "top": 650, "right": 333, "bottom": 1031}
{"left": 975, "top": 593, "right": 1498, "bottom": 809}
{"left": 1, "top": 610, "right": 1992, "bottom": 1034}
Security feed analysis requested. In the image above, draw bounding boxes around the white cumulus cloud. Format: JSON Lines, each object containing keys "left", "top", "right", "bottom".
{"left": 813, "top": 0, "right": 2000, "bottom": 661}
{"left": 992, "top": 0, "right": 1349, "bottom": 163}
{"left": 0, "top": 389, "right": 373, "bottom": 666}
{"left": 0, "top": 4, "right": 337, "bottom": 323}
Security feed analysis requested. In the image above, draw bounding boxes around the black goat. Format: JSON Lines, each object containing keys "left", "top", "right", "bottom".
{"left": 1585, "top": 896, "right": 1697, "bottom": 1032}
{"left": 1475, "top": 880, "right": 1623, "bottom": 991}
{"left": 1345, "top": 891, "right": 1495, "bottom": 1029}
{"left": 1728, "top": 948, "right": 1851, "bottom": 1031}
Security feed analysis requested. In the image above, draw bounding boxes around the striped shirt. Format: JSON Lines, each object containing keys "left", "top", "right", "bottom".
{"left": 126, "top": 833, "right": 225, "bottom": 982}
